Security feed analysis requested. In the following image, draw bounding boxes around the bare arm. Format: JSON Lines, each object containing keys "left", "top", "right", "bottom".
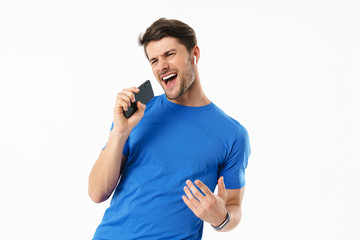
{"left": 88, "top": 87, "right": 146, "bottom": 203}
{"left": 217, "top": 187, "right": 245, "bottom": 232}
{"left": 88, "top": 134, "right": 128, "bottom": 203}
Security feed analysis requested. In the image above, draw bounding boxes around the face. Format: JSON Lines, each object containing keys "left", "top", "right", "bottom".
{"left": 146, "top": 37, "right": 196, "bottom": 100}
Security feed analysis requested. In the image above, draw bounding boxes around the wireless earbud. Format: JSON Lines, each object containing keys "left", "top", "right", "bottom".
{"left": 194, "top": 56, "right": 197, "bottom": 65}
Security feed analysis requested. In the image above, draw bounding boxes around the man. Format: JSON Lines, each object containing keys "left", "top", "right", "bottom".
{"left": 89, "top": 18, "right": 251, "bottom": 239}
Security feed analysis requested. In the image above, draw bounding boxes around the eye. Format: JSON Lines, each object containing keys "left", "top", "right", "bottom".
{"left": 167, "top": 52, "right": 175, "bottom": 57}
{"left": 150, "top": 59, "right": 158, "bottom": 65}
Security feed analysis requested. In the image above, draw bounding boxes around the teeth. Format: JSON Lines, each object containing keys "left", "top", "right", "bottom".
{"left": 162, "top": 74, "right": 176, "bottom": 81}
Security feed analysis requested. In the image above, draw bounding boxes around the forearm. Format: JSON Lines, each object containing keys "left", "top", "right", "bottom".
{"left": 216, "top": 204, "right": 242, "bottom": 232}
{"left": 88, "top": 130, "right": 129, "bottom": 203}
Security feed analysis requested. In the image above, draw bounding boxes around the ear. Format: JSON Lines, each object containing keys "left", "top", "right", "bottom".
{"left": 192, "top": 46, "right": 200, "bottom": 66}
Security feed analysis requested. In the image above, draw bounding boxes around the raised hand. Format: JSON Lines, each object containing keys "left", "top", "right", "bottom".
{"left": 182, "top": 177, "right": 228, "bottom": 227}
{"left": 113, "top": 87, "right": 146, "bottom": 135}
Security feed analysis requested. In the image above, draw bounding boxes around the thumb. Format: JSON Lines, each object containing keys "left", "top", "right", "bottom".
{"left": 217, "top": 176, "right": 227, "bottom": 200}
{"left": 132, "top": 101, "right": 146, "bottom": 117}
{"left": 129, "top": 101, "right": 146, "bottom": 125}
{"left": 136, "top": 101, "right": 146, "bottom": 114}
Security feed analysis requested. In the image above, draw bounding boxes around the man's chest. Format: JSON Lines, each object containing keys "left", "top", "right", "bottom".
{"left": 124, "top": 115, "right": 227, "bottom": 190}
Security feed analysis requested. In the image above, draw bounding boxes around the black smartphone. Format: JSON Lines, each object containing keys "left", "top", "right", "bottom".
{"left": 124, "top": 80, "right": 154, "bottom": 118}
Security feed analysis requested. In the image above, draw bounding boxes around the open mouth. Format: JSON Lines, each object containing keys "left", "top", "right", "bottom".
{"left": 161, "top": 73, "right": 178, "bottom": 87}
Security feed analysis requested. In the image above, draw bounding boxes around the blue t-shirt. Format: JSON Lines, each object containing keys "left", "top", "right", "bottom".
{"left": 93, "top": 94, "right": 250, "bottom": 240}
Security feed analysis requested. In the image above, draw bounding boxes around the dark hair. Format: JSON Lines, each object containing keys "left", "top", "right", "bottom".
{"left": 138, "top": 18, "right": 197, "bottom": 57}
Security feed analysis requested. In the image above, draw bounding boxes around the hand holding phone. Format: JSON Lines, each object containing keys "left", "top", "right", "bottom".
{"left": 112, "top": 80, "right": 154, "bottom": 134}
{"left": 123, "top": 80, "right": 154, "bottom": 118}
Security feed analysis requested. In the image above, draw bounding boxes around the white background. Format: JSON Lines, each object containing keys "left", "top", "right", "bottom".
{"left": 0, "top": 1, "right": 359, "bottom": 239}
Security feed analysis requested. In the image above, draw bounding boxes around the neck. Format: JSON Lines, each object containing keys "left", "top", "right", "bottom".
{"left": 168, "top": 71, "right": 210, "bottom": 107}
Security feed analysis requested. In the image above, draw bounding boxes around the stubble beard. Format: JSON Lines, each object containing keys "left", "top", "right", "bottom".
{"left": 165, "top": 60, "right": 195, "bottom": 101}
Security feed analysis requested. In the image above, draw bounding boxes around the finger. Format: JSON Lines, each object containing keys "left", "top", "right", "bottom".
{"left": 114, "top": 97, "right": 127, "bottom": 112}
{"left": 182, "top": 195, "right": 199, "bottom": 217}
{"left": 136, "top": 101, "right": 146, "bottom": 113}
{"left": 120, "top": 89, "right": 136, "bottom": 104}
{"left": 131, "top": 101, "right": 146, "bottom": 118}
{"left": 117, "top": 87, "right": 139, "bottom": 107}
{"left": 125, "top": 87, "right": 140, "bottom": 94}
{"left": 186, "top": 180, "right": 206, "bottom": 202}
{"left": 217, "top": 176, "right": 227, "bottom": 200}
{"left": 123, "top": 87, "right": 139, "bottom": 100}
{"left": 129, "top": 86, "right": 140, "bottom": 93}
{"left": 127, "top": 87, "right": 140, "bottom": 100}
{"left": 116, "top": 97, "right": 133, "bottom": 112}
{"left": 183, "top": 185, "right": 201, "bottom": 209}
{"left": 119, "top": 94, "right": 132, "bottom": 108}
{"left": 194, "top": 179, "right": 213, "bottom": 196}
{"left": 115, "top": 92, "right": 131, "bottom": 111}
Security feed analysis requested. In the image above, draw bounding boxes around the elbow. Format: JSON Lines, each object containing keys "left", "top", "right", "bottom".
{"left": 232, "top": 208, "right": 242, "bottom": 226}
{"left": 90, "top": 196, "right": 103, "bottom": 204}
{"left": 88, "top": 189, "right": 108, "bottom": 204}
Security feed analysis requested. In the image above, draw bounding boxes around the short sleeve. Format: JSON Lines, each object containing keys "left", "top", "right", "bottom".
{"left": 102, "top": 122, "right": 114, "bottom": 150}
{"left": 219, "top": 125, "right": 251, "bottom": 189}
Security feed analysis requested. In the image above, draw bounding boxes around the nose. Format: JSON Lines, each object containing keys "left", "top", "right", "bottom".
{"left": 157, "top": 57, "right": 169, "bottom": 73}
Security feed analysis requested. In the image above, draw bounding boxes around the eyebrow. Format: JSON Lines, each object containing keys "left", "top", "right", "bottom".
{"left": 149, "top": 49, "right": 177, "bottom": 62}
